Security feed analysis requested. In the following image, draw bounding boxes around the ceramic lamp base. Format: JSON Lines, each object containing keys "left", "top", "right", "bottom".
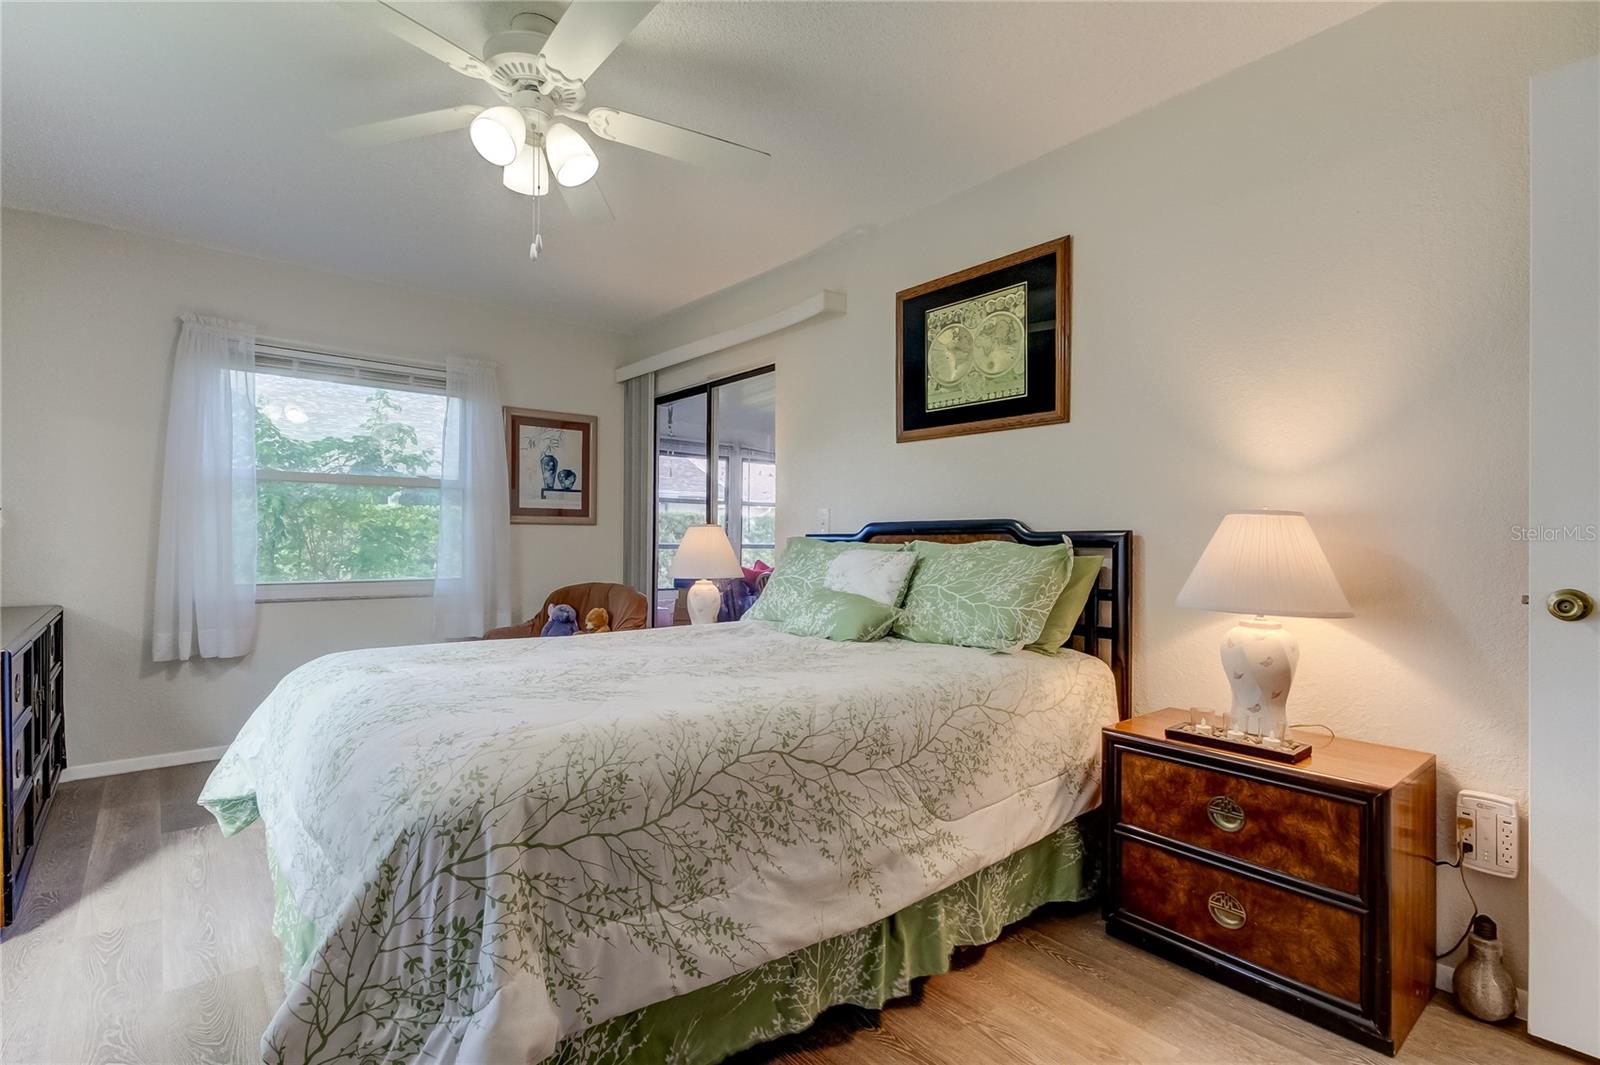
{"left": 686, "top": 579, "right": 721, "bottom": 625}
{"left": 1219, "top": 617, "right": 1299, "bottom": 738}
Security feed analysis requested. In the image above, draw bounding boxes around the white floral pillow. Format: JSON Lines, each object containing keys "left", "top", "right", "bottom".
{"left": 823, "top": 549, "right": 917, "bottom": 606}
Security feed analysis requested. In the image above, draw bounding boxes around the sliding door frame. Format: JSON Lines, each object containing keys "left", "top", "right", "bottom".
{"left": 652, "top": 365, "right": 775, "bottom": 623}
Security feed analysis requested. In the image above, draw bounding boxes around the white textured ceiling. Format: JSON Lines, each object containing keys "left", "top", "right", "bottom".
{"left": 1, "top": 2, "right": 1366, "bottom": 332}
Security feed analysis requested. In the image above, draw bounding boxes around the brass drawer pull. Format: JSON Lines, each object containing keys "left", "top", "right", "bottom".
{"left": 1208, "top": 890, "right": 1247, "bottom": 929}
{"left": 1206, "top": 795, "right": 1246, "bottom": 833}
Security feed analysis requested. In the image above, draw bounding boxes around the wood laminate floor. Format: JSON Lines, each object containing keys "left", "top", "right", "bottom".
{"left": 0, "top": 764, "right": 1583, "bottom": 1065}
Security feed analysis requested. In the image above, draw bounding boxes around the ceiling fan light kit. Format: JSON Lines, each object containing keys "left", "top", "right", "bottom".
{"left": 503, "top": 141, "right": 550, "bottom": 197}
{"left": 469, "top": 104, "right": 525, "bottom": 166}
{"left": 338, "top": 0, "right": 771, "bottom": 259}
{"left": 544, "top": 122, "right": 598, "bottom": 188}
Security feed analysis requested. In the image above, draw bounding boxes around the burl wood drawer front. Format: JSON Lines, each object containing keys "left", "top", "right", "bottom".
{"left": 1118, "top": 750, "right": 1362, "bottom": 895}
{"left": 1118, "top": 838, "right": 1363, "bottom": 1005}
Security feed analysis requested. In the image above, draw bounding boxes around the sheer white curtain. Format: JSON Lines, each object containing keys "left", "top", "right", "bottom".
{"left": 434, "top": 356, "right": 513, "bottom": 638}
{"left": 152, "top": 315, "right": 258, "bottom": 661}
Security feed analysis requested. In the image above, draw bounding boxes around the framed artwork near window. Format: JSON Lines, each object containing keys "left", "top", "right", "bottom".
{"left": 504, "top": 407, "right": 596, "bottom": 525}
{"left": 895, "top": 236, "right": 1071, "bottom": 442}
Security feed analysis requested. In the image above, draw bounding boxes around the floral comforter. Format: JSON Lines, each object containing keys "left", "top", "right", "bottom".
{"left": 200, "top": 621, "right": 1117, "bottom": 1064}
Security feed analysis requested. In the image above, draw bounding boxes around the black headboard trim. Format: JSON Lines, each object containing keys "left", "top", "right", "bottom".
{"left": 809, "top": 519, "right": 1133, "bottom": 718}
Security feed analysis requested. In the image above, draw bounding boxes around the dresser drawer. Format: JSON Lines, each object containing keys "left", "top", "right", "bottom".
{"left": 1117, "top": 749, "right": 1363, "bottom": 895}
{"left": 1117, "top": 838, "right": 1363, "bottom": 1005}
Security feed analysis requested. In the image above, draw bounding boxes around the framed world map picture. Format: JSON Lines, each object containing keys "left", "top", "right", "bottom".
{"left": 895, "top": 236, "right": 1070, "bottom": 442}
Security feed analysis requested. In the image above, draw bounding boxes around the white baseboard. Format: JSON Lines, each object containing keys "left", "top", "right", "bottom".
{"left": 1435, "top": 961, "right": 1528, "bottom": 1020}
{"left": 59, "top": 744, "right": 229, "bottom": 783}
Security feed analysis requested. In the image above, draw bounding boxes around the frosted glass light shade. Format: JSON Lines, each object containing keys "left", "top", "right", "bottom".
{"left": 503, "top": 143, "right": 550, "bottom": 196}
{"left": 545, "top": 122, "right": 598, "bottom": 187}
{"left": 669, "top": 524, "right": 743, "bottom": 580}
{"left": 1177, "top": 510, "right": 1353, "bottom": 618}
{"left": 470, "top": 106, "right": 525, "bottom": 166}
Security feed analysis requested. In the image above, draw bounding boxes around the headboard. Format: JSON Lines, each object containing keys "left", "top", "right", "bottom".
{"left": 810, "top": 519, "right": 1133, "bottom": 719}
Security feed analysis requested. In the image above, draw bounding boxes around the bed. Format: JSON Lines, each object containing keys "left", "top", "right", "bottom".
{"left": 200, "top": 519, "right": 1133, "bottom": 1065}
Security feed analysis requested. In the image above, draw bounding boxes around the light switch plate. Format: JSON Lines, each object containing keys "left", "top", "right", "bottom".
{"left": 815, "top": 507, "right": 830, "bottom": 533}
{"left": 1457, "top": 790, "right": 1519, "bottom": 878}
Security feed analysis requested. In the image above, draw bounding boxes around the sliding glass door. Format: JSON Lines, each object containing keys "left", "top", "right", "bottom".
{"left": 654, "top": 367, "right": 775, "bottom": 625}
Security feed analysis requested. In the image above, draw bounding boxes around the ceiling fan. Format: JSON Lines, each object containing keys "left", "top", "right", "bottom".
{"left": 336, "top": 0, "right": 771, "bottom": 259}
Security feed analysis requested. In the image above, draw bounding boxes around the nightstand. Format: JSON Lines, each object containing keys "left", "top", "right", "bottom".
{"left": 1102, "top": 708, "right": 1436, "bottom": 1056}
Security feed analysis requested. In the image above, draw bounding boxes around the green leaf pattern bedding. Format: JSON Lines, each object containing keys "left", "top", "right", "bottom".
{"left": 200, "top": 621, "right": 1116, "bottom": 1064}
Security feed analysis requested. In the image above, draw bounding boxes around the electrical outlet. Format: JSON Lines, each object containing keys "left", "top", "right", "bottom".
{"left": 1457, "top": 790, "right": 1519, "bottom": 878}
{"left": 816, "top": 507, "right": 830, "bottom": 533}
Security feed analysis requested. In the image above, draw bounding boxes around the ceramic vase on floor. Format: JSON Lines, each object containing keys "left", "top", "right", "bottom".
{"left": 1453, "top": 916, "right": 1516, "bottom": 1022}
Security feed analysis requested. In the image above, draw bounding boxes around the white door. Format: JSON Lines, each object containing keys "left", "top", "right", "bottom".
{"left": 1528, "top": 54, "right": 1599, "bottom": 1058}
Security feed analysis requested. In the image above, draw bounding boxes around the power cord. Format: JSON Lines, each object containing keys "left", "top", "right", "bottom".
{"left": 1434, "top": 840, "right": 1481, "bottom": 959}
{"left": 1288, "top": 722, "right": 1336, "bottom": 745}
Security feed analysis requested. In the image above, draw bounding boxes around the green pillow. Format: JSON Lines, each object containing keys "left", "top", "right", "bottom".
{"left": 745, "top": 537, "right": 907, "bottom": 623}
{"left": 894, "top": 540, "right": 1074, "bottom": 651}
{"left": 774, "top": 589, "right": 898, "bottom": 642}
{"left": 1028, "top": 553, "right": 1101, "bottom": 655}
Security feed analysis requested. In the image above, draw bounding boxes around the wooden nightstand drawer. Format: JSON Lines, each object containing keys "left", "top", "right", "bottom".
{"left": 1118, "top": 748, "right": 1363, "bottom": 895}
{"left": 1118, "top": 838, "right": 1363, "bottom": 1004}
{"left": 1103, "top": 709, "right": 1436, "bottom": 1056}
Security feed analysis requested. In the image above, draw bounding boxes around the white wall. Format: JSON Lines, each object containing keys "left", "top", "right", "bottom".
{"left": 0, "top": 208, "right": 625, "bottom": 771}
{"left": 629, "top": 3, "right": 1600, "bottom": 988}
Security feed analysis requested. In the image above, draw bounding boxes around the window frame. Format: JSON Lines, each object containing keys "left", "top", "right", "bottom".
{"left": 738, "top": 456, "right": 777, "bottom": 564}
{"left": 251, "top": 342, "right": 448, "bottom": 603}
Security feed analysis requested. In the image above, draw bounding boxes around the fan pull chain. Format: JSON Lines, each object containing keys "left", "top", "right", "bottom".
{"left": 530, "top": 187, "right": 543, "bottom": 261}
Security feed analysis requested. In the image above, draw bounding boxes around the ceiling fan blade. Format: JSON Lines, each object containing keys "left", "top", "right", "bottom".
{"left": 333, "top": 105, "right": 480, "bottom": 148}
{"left": 538, "top": 1, "right": 656, "bottom": 85}
{"left": 583, "top": 108, "right": 770, "bottom": 180}
{"left": 339, "top": 1, "right": 495, "bottom": 84}
{"left": 557, "top": 179, "right": 614, "bottom": 224}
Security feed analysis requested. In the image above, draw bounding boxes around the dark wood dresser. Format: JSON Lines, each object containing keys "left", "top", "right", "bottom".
{"left": 2, "top": 605, "right": 66, "bottom": 927}
{"left": 1103, "top": 708, "right": 1435, "bottom": 1055}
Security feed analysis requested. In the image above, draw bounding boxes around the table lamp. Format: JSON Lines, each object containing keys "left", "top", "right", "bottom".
{"left": 1177, "top": 509, "right": 1352, "bottom": 741}
{"left": 669, "top": 524, "right": 744, "bottom": 625}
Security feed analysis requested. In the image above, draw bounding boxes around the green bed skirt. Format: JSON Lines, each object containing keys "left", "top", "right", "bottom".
{"left": 266, "top": 815, "right": 1100, "bottom": 1065}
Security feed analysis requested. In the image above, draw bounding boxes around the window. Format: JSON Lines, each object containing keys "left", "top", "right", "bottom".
{"left": 655, "top": 452, "right": 726, "bottom": 591}
{"left": 252, "top": 345, "right": 448, "bottom": 601}
{"left": 738, "top": 458, "right": 776, "bottom": 569}
{"left": 653, "top": 369, "right": 776, "bottom": 625}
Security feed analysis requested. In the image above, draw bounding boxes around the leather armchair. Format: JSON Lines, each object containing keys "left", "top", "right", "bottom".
{"left": 484, "top": 582, "right": 650, "bottom": 640}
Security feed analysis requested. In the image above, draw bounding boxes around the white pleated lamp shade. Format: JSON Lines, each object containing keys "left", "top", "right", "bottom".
{"left": 1177, "top": 510, "right": 1353, "bottom": 619}
{"left": 669, "top": 524, "right": 744, "bottom": 580}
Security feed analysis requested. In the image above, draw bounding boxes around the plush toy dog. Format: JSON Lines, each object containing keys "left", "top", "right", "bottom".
{"left": 539, "top": 603, "right": 578, "bottom": 637}
{"left": 583, "top": 607, "right": 611, "bottom": 634}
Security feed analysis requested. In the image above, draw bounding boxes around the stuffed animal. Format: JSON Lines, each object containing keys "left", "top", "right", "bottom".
{"left": 583, "top": 607, "right": 611, "bottom": 634}
{"left": 539, "top": 603, "right": 578, "bottom": 637}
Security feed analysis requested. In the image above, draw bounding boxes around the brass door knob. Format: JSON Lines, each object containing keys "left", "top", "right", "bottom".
{"left": 1547, "top": 589, "right": 1595, "bottom": 622}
